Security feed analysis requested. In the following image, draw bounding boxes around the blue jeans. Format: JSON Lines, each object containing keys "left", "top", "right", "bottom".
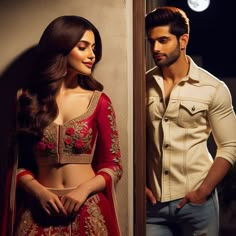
{"left": 146, "top": 190, "right": 219, "bottom": 236}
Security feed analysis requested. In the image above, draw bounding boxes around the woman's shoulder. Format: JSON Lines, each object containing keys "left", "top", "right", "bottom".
{"left": 95, "top": 90, "right": 113, "bottom": 104}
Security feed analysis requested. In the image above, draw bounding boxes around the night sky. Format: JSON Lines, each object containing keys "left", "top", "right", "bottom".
{"left": 166, "top": 0, "right": 236, "bottom": 78}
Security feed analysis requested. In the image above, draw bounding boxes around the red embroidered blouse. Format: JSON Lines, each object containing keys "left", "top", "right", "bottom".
{"left": 34, "top": 90, "right": 123, "bottom": 181}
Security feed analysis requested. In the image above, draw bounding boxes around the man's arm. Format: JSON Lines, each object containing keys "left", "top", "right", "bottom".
{"left": 178, "top": 82, "right": 236, "bottom": 208}
{"left": 177, "top": 157, "right": 231, "bottom": 208}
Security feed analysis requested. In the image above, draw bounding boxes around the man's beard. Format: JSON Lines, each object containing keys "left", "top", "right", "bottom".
{"left": 153, "top": 45, "right": 181, "bottom": 68}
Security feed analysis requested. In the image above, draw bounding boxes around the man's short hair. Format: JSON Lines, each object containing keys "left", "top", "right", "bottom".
{"left": 145, "top": 6, "right": 190, "bottom": 39}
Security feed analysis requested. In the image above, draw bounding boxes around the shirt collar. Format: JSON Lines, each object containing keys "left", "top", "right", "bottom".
{"left": 152, "top": 56, "right": 201, "bottom": 83}
{"left": 187, "top": 56, "right": 200, "bottom": 82}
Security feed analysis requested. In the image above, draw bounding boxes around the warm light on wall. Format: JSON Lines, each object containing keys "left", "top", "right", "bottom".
{"left": 187, "top": 0, "right": 210, "bottom": 12}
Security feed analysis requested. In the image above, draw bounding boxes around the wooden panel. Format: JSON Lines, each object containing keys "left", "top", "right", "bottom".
{"left": 133, "top": 0, "right": 146, "bottom": 235}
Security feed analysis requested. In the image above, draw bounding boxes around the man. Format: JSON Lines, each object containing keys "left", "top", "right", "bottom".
{"left": 145, "top": 6, "right": 236, "bottom": 236}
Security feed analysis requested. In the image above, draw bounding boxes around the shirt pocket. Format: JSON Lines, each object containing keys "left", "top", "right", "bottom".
{"left": 177, "top": 101, "right": 208, "bottom": 128}
{"left": 146, "top": 96, "right": 163, "bottom": 121}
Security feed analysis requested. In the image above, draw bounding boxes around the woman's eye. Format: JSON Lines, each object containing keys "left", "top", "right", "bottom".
{"left": 78, "top": 46, "right": 86, "bottom": 51}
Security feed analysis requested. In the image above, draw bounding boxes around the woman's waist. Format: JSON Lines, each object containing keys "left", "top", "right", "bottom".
{"left": 47, "top": 186, "right": 77, "bottom": 195}
{"left": 37, "top": 164, "right": 95, "bottom": 188}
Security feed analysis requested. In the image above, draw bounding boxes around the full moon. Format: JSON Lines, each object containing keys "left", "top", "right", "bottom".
{"left": 187, "top": 0, "right": 210, "bottom": 12}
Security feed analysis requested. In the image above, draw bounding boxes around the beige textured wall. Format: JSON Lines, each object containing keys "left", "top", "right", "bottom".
{"left": 0, "top": 0, "right": 132, "bottom": 235}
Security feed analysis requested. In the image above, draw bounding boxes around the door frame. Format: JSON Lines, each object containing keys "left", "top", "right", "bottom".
{"left": 133, "top": 0, "right": 146, "bottom": 235}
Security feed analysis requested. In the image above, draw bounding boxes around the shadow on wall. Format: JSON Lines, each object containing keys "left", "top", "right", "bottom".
{"left": 0, "top": 45, "right": 37, "bottom": 230}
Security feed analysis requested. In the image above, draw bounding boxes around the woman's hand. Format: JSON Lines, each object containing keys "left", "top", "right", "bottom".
{"left": 61, "top": 184, "right": 90, "bottom": 215}
{"left": 36, "top": 188, "right": 67, "bottom": 216}
{"left": 17, "top": 175, "right": 67, "bottom": 216}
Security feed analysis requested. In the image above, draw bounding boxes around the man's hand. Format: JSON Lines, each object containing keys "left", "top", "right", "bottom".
{"left": 177, "top": 158, "right": 232, "bottom": 209}
{"left": 146, "top": 186, "right": 157, "bottom": 204}
{"left": 177, "top": 188, "right": 209, "bottom": 209}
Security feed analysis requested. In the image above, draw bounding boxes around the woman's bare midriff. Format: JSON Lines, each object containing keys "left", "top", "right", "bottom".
{"left": 37, "top": 163, "right": 95, "bottom": 188}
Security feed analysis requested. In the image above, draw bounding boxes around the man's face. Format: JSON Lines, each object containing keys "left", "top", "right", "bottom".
{"left": 148, "top": 25, "right": 181, "bottom": 67}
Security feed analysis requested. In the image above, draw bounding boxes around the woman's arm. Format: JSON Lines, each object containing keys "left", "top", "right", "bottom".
{"left": 62, "top": 93, "right": 122, "bottom": 215}
{"left": 61, "top": 174, "right": 106, "bottom": 214}
{"left": 92, "top": 93, "right": 123, "bottom": 183}
{"left": 17, "top": 169, "right": 67, "bottom": 215}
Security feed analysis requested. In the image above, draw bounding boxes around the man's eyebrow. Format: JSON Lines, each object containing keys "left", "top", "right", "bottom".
{"left": 148, "top": 35, "right": 170, "bottom": 40}
{"left": 148, "top": 36, "right": 170, "bottom": 41}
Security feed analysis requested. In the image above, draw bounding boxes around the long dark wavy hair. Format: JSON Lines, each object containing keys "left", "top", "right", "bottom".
{"left": 17, "top": 16, "right": 103, "bottom": 141}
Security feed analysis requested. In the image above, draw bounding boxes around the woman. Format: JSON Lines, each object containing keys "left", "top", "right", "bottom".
{"left": 6, "top": 15, "right": 122, "bottom": 235}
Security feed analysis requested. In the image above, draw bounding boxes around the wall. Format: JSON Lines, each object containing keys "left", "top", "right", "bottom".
{"left": 0, "top": 0, "right": 132, "bottom": 235}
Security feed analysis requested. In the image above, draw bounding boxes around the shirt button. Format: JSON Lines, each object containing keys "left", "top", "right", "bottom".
{"left": 164, "top": 144, "right": 169, "bottom": 148}
{"left": 164, "top": 117, "right": 168, "bottom": 122}
{"left": 164, "top": 170, "right": 169, "bottom": 175}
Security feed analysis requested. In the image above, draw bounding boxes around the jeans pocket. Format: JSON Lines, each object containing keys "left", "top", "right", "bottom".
{"left": 187, "top": 195, "right": 212, "bottom": 207}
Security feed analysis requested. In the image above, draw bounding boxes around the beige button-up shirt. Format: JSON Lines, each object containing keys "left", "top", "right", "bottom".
{"left": 146, "top": 57, "right": 236, "bottom": 202}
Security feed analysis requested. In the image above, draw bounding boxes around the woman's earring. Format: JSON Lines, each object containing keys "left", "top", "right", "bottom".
{"left": 63, "top": 71, "right": 67, "bottom": 77}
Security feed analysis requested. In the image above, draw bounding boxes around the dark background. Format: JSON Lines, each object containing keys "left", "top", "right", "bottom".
{"left": 166, "top": 0, "right": 236, "bottom": 78}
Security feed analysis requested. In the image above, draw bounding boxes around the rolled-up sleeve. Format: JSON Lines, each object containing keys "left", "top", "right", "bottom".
{"left": 209, "top": 81, "right": 236, "bottom": 164}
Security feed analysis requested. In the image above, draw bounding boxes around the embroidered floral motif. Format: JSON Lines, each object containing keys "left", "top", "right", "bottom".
{"left": 37, "top": 141, "right": 46, "bottom": 151}
{"left": 113, "top": 166, "right": 123, "bottom": 180}
{"left": 113, "top": 156, "right": 123, "bottom": 179}
{"left": 107, "top": 103, "right": 120, "bottom": 156}
{"left": 65, "top": 127, "right": 75, "bottom": 136}
{"left": 14, "top": 209, "right": 33, "bottom": 235}
{"left": 107, "top": 102, "right": 122, "bottom": 180}
{"left": 14, "top": 207, "right": 72, "bottom": 235}
{"left": 36, "top": 141, "right": 56, "bottom": 153}
{"left": 36, "top": 126, "right": 57, "bottom": 154}
{"left": 47, "top": 142, "right": 55, "bottom": 149}
{"left": 74, "top": 139, "right": 85, "bottom": 149}
{"left": 110, "top": 133, "right": 120, "bottom": 155}
{"left": 64, "top": 137, "right": 72, "bottom": 145}
{"left": 64, "top": 121, "right": 93, "bottom": 154}
{"left": 85, "top": 196, "right": 108, "bottom": 236}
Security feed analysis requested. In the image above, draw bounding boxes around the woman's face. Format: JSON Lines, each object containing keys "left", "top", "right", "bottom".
{"left": 67, "top": 30, "right": 96, "bottom": 76}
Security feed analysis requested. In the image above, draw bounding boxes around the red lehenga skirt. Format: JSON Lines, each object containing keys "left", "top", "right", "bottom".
{"left": 14, "top": 188, "right": 119, "bottom": 236}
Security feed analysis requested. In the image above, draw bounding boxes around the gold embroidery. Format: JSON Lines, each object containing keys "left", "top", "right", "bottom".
{"left": 107, "top": 102, "right": 123, "bottom": 180}
{"left": 14, "top": 207, "right": 72, "bottom": 236}
{"left": 63, "top": 121, "right": 93, "bottom": 154}
{"left": 107, "top": 103, "right": 120, "bottom": 154}
{"left": 36, "top": 124, "right": 58, "bottom": 155}
{"left": 14, "top": 209, "right": 34, "bottom": 236}
{"left": 71, "top": 221, "right": 79, "bottom": 234}
{"left": 85, "top": 195, "right": 108, "bottom": 236}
